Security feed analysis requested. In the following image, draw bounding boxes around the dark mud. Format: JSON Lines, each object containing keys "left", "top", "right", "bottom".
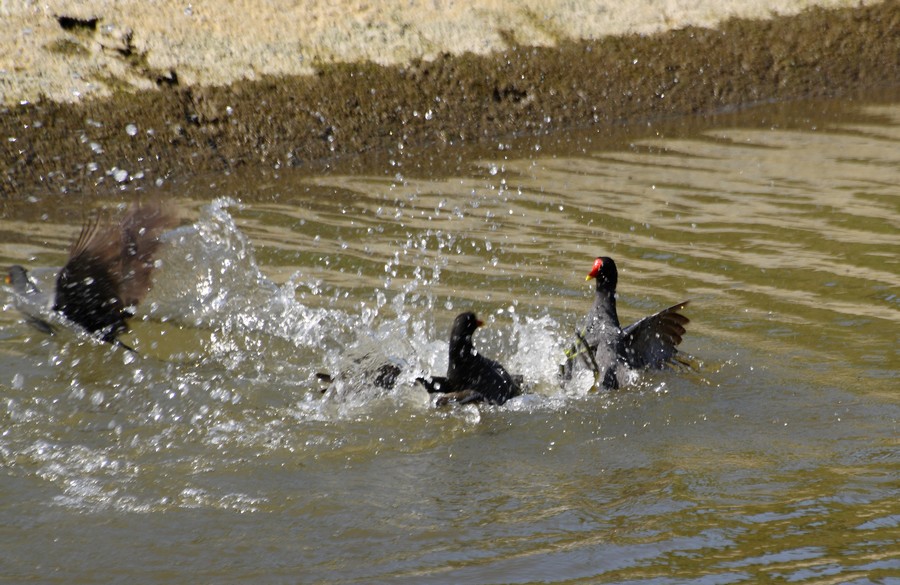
{"left": 1, "top": 3, "right": 898, "bottom": 204}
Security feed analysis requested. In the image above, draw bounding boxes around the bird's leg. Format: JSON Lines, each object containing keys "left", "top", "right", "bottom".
{"left": 574, "top": 329, "right": 603, "bottom": 383}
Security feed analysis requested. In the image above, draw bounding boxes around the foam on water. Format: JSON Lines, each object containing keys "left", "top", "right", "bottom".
{"left": 130, "top": 197, "right": 617, "bottom": 416}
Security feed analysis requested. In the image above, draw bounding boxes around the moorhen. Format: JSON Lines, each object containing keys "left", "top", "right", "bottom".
{"left": 416, "top": 311, "right": 522, "bottom": 405}
{"left": 5, "top": 201, "right": 176, "bottom": 349}
{"left": 560, "top": 256, "right": 689, "bottom": 389}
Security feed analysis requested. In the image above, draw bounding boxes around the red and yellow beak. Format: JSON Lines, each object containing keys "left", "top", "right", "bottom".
{"left": 586, "top": 257, "right": 604, "bottom": 281}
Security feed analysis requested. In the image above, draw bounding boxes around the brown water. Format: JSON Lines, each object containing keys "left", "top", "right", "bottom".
{"left": 1, "top": 91, "right": 898, "bottom": 583}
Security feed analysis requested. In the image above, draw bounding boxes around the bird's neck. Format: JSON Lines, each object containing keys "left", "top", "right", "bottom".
{"left": 593, "top": 288, "right": 620, "bottom": 328}
{"left": 448, "top": 335, "right": 477, "bottom": 372}
{"left": 452, "top": 335, "right": 477, "bottom": 356}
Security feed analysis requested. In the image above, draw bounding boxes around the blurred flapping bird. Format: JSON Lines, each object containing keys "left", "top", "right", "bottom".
{"left": 5, "top": 201, "right": 176, "bottom": 349}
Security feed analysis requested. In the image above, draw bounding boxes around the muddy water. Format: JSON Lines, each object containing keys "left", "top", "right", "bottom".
{"left": 1, "top": 92, "right": 898, "bottom": 583}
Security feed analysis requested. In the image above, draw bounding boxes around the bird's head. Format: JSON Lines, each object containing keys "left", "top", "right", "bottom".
{"left": 452, "top": 311, "right": 484, "bottom": 340}
{"left": 586, "top": 256, "right": 618, "bottom": 292}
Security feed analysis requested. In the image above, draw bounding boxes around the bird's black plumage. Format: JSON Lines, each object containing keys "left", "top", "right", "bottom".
{"left": 6, "top": 202, "right": 176, "bottom": 347}
{"left": 417, "top": 312, "right": 522, "bottom": 405}
{"left": 560, "top": 256, "right": 690, "bottom": 389}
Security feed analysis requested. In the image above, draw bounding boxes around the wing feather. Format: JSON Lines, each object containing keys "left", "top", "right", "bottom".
{"left": 621, "top": 301, "right": 690, "bottom": 369}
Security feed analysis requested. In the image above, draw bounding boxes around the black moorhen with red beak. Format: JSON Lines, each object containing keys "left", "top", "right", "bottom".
{"left": 5, "top": 201, "right": 176, "bottom": 349}
{"left": 416, "top": 311, "right": 522, "bottom": 405}
{"left": 560, "top": 256, "right": 690, "bottom": 389}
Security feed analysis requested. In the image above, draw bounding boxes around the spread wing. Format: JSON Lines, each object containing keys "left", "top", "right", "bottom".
{"left": 54, "top": 202, "right": 176, "bottom": 342}
{"left": 55, "top": 213, "right": 128, "bottom": 338}
{"left": 621, "top": 301, "right": 690, "bottom": 370}
{"left": 62, "top": 202, "right": 176, "bottom": 309}
{"left": 115, "top": 202, "right": 177, "bottom": 308}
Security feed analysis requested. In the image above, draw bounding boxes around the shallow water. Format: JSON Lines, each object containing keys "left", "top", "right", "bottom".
{"left": 1, "top": 91, "right": 898, "bottom": 583}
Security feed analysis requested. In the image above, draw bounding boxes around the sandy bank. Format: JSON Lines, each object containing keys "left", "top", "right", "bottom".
{"left": 1, "top": 1, "right": 898, "bottom": 201}
{"left": 0, "top": 0, "right": 874, "bottom": 106}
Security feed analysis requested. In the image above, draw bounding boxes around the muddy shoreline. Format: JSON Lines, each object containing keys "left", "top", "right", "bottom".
{"left": 1, "top": 3, "right": 898, "bottom": 203}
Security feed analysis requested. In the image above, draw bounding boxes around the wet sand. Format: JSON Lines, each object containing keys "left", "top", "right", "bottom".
{"left": 1, "top": 2, "right": 898, "bottom": 202}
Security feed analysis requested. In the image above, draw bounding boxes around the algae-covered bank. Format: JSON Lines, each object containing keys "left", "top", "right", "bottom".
{"left": 1, "top": 1, "right": 898, "bottom": 201}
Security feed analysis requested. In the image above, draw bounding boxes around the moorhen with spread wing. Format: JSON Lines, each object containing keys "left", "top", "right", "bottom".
{"left": 5, "top": 201, "right": 176, "bottom": 349}
{"left": 560, "top": 256, "right": 689, "bottom": 389}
